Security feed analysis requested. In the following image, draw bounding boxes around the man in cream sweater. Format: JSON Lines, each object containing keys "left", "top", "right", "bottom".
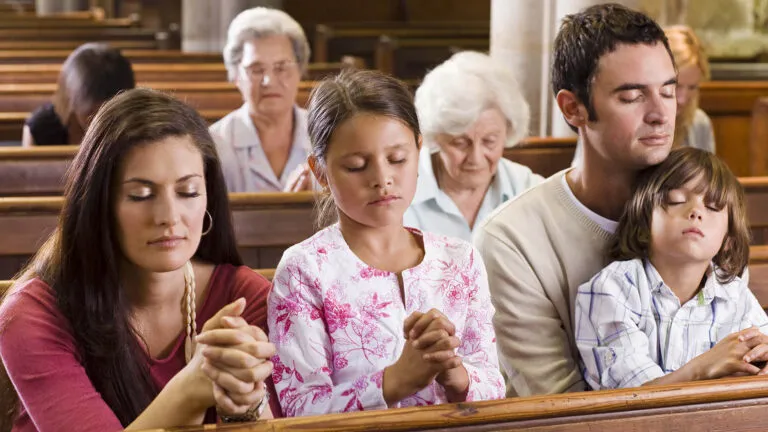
{"left": 474, "top": 3, "right": 677, "bottom": 397}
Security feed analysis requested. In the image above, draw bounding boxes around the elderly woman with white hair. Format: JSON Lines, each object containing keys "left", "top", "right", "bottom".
{"left": 210, "top": 7, "right": 312, "bottom": 192}
{"left": 403, "top": 52, "right": 543, "bottom": 241}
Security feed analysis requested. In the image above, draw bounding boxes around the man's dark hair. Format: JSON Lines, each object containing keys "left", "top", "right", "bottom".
{"left": 552, "top": 3, "right": 674, "bottom": 131}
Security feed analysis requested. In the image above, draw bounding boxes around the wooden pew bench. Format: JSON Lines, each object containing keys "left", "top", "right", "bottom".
{"left": 0, "top": 81, "right": 317, "bottom": 113}
{"left": 749, "top": 245, "right": 768, "bottom": 312}
{"left": 0, "top": 193, "right": 316, "bottom": 279}
{"left": 503, "top": 136, "right": 576, "bottom": 178}
{"left": 375, "top": 35, "right": 489, "bottom": 79}
{"left": 0, "top": 40, "right": 160, "bottom": 51}
{"left": 0, "top": 49, "right": 225, "bottom": 65}
{"left": 314, "top": 24, "right": 488, "bottom": 66}
{"left": 0, "top": 27, "right": 157, "bottom": 41}
{"left": 0, "top": 111, "right": 230, "bottom": 142}
{"left": 743, "top": 177, "right": 768, "bottom": 244}
{"left": 128, "top": 376, "right": 768, "bottom": 431}
{"left": 700, "top": 81, "right": 768, "bottom": 177}
{"left": 0, "top": 16, "right": 137, "bottom": 29}
{"left": 0, "top": 57, "right": 365, "bottom": 84}
{"left": 749, "top": 97, "right": 768, "bottom": 176}
{"left": 0, "top": 136, "right": 572, "bottom": 195}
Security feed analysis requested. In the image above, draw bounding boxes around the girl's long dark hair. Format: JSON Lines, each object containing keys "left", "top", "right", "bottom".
{"left": 5, "top": 88, "right": 242, "bottom": 426}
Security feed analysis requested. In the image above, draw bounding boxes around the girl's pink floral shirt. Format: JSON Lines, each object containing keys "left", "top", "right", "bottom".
{"left": 267, "top": 224, "right": 504, "bottom": 417}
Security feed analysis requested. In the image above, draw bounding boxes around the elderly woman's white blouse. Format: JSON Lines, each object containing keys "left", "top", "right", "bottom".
{"left": 268, "top": 224, "right": 504, "bottom": 417}
{"left": 404, "top": 147, "right": 544, "bottom": 241}
{"left": 209, "top": 104, "right": 311, "bottom": 192}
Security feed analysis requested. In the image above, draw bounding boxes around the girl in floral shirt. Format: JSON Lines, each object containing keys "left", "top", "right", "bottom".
{"left": 267, "top": 70, "right": 504, "bottom": 417}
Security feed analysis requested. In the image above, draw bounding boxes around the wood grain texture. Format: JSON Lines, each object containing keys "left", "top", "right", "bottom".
{"left": 0, "top": 60, "right": 363, "bottom": 84}
{"left": 0, "top": 81, "right": 315, "bottom": 114}
{"left": 749, "top": 98, "right": 768, "bottom": 176}
{"left": 142, "top": 376, "right": 768, "bottom": 432}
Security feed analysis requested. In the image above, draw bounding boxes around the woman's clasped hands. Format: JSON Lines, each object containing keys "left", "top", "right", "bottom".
{"left": 187, "top": 298, "right": 276, "bottom": 420}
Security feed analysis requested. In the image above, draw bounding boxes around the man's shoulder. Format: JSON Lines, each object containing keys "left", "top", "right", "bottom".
{"left": 478, "top": 172, "right": 565, "bottom": 235}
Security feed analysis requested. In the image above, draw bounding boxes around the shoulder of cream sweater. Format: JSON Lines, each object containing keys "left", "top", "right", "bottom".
{"left": 476, "top": 169, "right": 613, "bottom": 244}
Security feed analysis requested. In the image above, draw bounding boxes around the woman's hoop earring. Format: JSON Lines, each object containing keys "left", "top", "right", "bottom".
{"left": 201, "top": 210, "right": 213, "bottom": 236}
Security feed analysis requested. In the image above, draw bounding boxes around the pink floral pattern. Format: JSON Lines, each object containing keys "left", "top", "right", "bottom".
{"left": 268, "top": 224, "right": 504, "bottom": 417}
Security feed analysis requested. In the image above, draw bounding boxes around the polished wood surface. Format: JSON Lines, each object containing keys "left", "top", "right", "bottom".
{"left": 142, "top": 376, "right": 768, "bottom": 431}
{"left": 700, "top": 81, "right": 768, "bottom": 177}
{"left": 0, "top": 58, "right": 364, "bottom": 84}
{"left": 749, "top": 97, "right": 768, "bottom": 176}
{"left": 0, "top": 81, "right": 316, "bottom": 113}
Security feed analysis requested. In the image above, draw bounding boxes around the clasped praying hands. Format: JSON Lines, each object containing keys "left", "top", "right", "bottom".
{"left": 195, "top": 298, "right": 276, "bottom": 418}
{"left": 383, "top": 308, "right": 470, "bottom": 405}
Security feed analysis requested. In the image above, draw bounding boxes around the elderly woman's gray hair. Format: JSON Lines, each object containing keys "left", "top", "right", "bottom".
{"left": 414, "top": 51, "right": 530, "bottom": 149}
{"left": 223, "top": 7, "right": 311, "bottom": 81}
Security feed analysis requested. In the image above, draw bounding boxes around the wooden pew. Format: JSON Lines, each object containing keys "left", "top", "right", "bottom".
{"left": 0, "top": 136, "right": 571, "bottom": 196}
{"left": 0, "top": 146, "right": 73, "bottom": 195}
{"left": 749, "top": 245, "right": 768, "bottom": 312}
{"left": 700, "top": 81, "right": 768, "bottom": 177}
{"left": 0, "top": 192, "right": 316, "bottom": 280}
{"left": 0, "top": 27, "right": 157, "bottom": 41}
{"left": 0, "top": 49, "right": 224, "bottom": 65}
{"left": 749, "top": 97, "right": 768, "bottom": 176}
{"left": 313, "top": 24, "right": 488, "bottom": 65}
{"left": 743, "top": 177, "right": 768, "bottom": 245}
{"left": 0, "top": 58, "right": 365, "bottom": 84}
{"left": 0, "top": 40, "right": 160, "bottom": 51}
{"left": 0, "top": 17, "right": 137, "bottom": 29}
{"left": 0, "top": 63, "right": 231, "bottom": 84}
{"left": 0, "top": 110, "right": 231, "bottom": 142}
{"left": 375, "top": 35, "right": 488, "bottom": 79}
{"left": 504, "top": 136, "right": 576, "bottom": 178}
{"left": 0, "top": 81, "right": 317, "bottom": 113}
{"left": 0, "top": 2, "right": 32, "bottom": 13}
{"left": 123, "top": 376, "right": 768, "bottom": 431}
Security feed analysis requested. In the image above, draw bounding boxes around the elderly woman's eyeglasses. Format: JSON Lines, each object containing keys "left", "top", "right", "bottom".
{"left": 240, "top": 61, "right": 298, "bottom": 83}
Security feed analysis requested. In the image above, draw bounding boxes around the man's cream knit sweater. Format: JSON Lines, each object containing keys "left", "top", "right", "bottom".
{"left": 474, "top": 170, "right": 615, "bottom": 397}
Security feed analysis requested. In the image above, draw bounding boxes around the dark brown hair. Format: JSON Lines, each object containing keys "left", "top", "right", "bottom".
{"left": 612, "top": 147, "right": 750, "bottom": 283}
{"left": 552, "top": 3, "right": 673, "bottom": 132}
{"left": 306, "top": 69, "right": 420, "bottom": 227}
{"left": 53, "top": 42, "right": 136, "bottom": 127}
{"left": 2, "top": 88, "right": 242, "bottom": 427}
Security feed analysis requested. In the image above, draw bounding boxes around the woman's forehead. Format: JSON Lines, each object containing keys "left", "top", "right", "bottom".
{"left": 119, "top": 136, "right": 204, "bottom": 180}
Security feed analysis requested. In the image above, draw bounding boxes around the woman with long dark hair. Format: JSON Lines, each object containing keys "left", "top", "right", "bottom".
{"left": 0, "top": 88, "right": 275, "bottom": 431}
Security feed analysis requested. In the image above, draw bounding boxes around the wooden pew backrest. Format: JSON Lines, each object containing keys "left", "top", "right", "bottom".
{"left": 743, "top": 177, "right": 768, "bottom": 244}
{"left": 375, "top": 35, "right": 488, "bottom": 79}
{"left": 503, "top": 136, "right": 576, "bottom": 178}
{"left": 0, "top": 81, "right": 316, "bottom": 113}
{"left": 750, "top": 245, "right": 768, "bottom": 311}
{"left": 0, "top": 146, "right": 77, "bottom": 195}
{"left": 0, "top": 193, "right": 315, "bottom": 279}
{"left": 700, "top": 81, "right": 768, "bottom": 177}
{"left": 314, "top": 23, "right": 488, "bottom": 64}
{"left": 0, "top": 58, "right": 365, "bottom": 84}
{"left": 0, "top": 50, "right": 224, "bottom": 65}
{"left": 749, "top": 97, "right": 768, "bottom": 176}
{"left": 153, "top": 375, "right": 768, "bottom": 431}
